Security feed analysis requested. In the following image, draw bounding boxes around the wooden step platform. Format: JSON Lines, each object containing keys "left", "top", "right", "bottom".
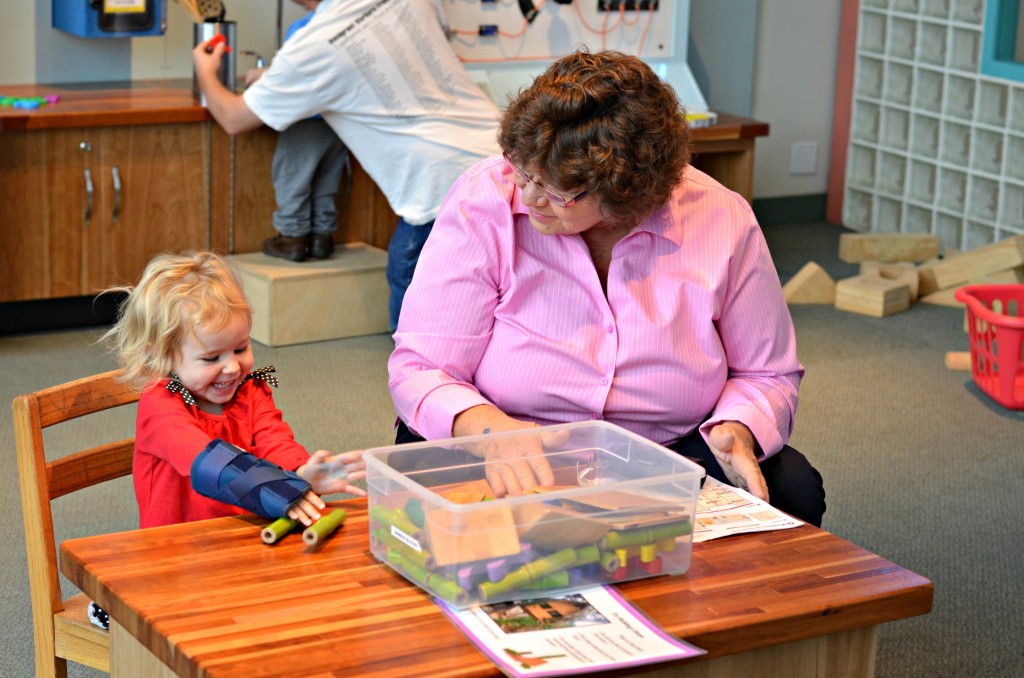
{"left": 230, "top": 242, "right": 389, "bottom": 347}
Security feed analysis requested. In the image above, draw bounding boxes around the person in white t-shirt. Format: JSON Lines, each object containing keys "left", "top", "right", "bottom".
{"left": 194, "top": 0, "right": 500, "bottom": 330}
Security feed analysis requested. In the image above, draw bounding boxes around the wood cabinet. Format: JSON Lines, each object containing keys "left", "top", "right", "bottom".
{"left": 1, "top": 82, "right": 766, "bottom": 306}
{"left": 0, "top": 123, "right": 208, "bottom": 303}
{"left": 218, "top": 125, "right": 397, "bottom": 255}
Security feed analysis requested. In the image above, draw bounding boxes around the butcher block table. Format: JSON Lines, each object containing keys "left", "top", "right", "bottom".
{"left": 60, "top": 498, "right": 932, "bottom": 677}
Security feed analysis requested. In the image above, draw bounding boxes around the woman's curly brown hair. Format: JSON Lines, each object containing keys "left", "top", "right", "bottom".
{"left": 499, "top": 49, "right": 691, "bottom": 227}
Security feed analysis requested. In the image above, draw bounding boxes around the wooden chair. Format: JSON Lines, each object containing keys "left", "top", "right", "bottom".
{"left": 13, "top": 369, "right": 139, "bottom": 678}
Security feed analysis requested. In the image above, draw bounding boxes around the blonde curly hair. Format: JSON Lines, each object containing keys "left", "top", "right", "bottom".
{"left": 100, "top": 251, "right": 252, "bottom": 390}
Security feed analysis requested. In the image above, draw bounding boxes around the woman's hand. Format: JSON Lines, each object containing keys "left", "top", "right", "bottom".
{"left": 707, "top": 421, "right": 769, "bottom": 502}
{"left": 453, "top": 406, "right": 557, "bottom": 497}
{"left": 297, "top": 449, "right": 367, "bottom": 498}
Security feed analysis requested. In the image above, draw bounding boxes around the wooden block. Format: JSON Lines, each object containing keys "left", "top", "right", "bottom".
{"left": 918, "top": 267, "right": 1024, "bottom": 307}
{"left": 918, "top": 287, "right": 962, "bottom": 307}
{"left": 860, "top": 261, "right": 920, "bottom": 301}
{"left": 945, "top": 351, "right": 972, "bottom": 371}
{"left": 425, "top": 504, "right": 521, "bottom": 567}
{"left": 835, "top": 274, "right": 911, "bottom": 317}
{"left": 512, "top": 503, "right": 611, "bottom": 550}
{"left": 783, "top": 261, "right": 836, "bottom": 304}
{"left": 929, "top": 235, "right": 1024, "bottom": 290}
{"left": 917, "top": 249, "right": 963, "bottom": 296}
{"left": 838, "top": 233, "right": 941, "bottom": 263}
{"left": 230, "top": 243, "right": 389, "bottom": 347}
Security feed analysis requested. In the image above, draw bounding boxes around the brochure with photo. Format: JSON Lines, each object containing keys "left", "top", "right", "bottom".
{"left": 439, "top": 586, "right": 705, "bottom": 677}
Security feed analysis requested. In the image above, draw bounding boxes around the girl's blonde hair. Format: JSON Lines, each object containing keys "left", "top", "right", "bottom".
{"left": 101, "top": 251, "right": 252, "bottom": 389}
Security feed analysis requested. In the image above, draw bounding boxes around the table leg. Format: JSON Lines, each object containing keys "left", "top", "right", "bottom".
{"left": 110, "top": 621, "right": 177, "bottom": 677}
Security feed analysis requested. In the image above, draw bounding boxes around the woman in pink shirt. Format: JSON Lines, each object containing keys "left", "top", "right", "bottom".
{"left": 388, "top": 50, "right": 825, "bottom": 527}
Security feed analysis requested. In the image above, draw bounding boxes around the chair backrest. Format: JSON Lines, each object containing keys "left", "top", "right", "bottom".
{"left": 13, "top": 369, "right": 139, "bottom": 678}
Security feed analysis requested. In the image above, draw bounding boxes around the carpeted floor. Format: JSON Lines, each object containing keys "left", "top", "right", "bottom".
{"left": 1, "top": 221, "right": 1022, "bottom": 677}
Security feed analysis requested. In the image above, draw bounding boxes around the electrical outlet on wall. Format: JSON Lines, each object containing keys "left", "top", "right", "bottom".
{"left": 790, "top": 141, "right": 818, "bottom": 176}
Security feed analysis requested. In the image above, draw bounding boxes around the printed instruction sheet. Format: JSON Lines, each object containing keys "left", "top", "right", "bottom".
{"left": 694, "top": 477, "right": 804, "bottom": 542}
{"left": 440, "top": 586, "right": 705, "bottom": 677}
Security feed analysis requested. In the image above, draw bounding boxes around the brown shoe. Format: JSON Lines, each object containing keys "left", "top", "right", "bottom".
{"left": 309, "top": 233, "right": 335, "bottom": 259}
{"left": 262, "top": 234, "right": 309, "bottom": 262}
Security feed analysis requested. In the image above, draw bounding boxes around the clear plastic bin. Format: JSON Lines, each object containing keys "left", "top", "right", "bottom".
{"left": 365, "top": 421, "right": 704, "bottom": 608}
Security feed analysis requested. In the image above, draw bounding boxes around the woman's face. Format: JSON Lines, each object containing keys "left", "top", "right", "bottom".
{"left": 507, "top": 160, "right": 607, "bottom": 236}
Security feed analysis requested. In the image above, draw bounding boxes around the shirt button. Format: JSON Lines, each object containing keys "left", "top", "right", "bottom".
{"left": 599, "top": 377, "right": 608, "bottom": 385}
{"left": 606, "top": 325, "right": 614, "bottom": 333}
{"left": 591, "top": 413, "right": 602, "bottom": 420}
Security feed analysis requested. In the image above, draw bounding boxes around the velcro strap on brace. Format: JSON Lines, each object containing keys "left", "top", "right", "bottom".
{"left": 190, "top": 439, "right": 310, "bottom": 520}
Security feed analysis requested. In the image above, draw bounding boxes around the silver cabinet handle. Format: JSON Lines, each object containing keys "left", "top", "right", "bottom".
{"left": 111, "top": 165, "right": 121, "bottom": 225}
{"left": 84, "top": 167, "right": 94, "bottom": 228}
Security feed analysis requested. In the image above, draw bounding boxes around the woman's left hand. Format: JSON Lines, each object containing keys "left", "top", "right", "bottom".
{"left": 707, "top": 421, "right": 769, "bottom": 502}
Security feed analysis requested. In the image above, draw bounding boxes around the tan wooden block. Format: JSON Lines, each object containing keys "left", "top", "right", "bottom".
{"left": 918, "top": 287, "right": 962, "bottom": 307}
{"left": 929, "top": 235, "right": 1024, "bottom": 290}
{"left": 425, "top": 504, "right": 521, "bottom": 567}
{"left": 838, "top": 233, "right": 941, "bottom": 263}
{"left": 860, "top": 260, "right": 920, "bottom": 301}
{"left": 231, "top": 243, "right": 390, "bottom": 347}
{"left": 835, "top": 274, "right": 911, "bottom": 317}
{"left": 945, "top": 351, "right": 972, "bottom": 371}
{"left": 917, "top": 249, "right": 962, "bottom": 296}
{"left": 783, "top": 261, "right": 836, "bottom": 304}
{"left": 918, "top": 267, "right": 1024, "bottom": 307}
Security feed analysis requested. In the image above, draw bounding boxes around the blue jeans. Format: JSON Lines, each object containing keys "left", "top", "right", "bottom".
{"left": 386, "top": 218, "right": 433, "bottom": 331}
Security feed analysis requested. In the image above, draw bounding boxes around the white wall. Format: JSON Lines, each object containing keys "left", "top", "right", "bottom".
{"left": 749, "top": 0, "right": 842, "bottom": 199}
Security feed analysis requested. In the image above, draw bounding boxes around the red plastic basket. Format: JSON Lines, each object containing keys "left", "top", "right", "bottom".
{"left": 954, "top": 284, "right": 1024, "bottom": 409}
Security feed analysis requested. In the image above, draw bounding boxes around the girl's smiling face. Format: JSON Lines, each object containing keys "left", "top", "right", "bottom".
{"left": 171, "top": 312, "right": 254, "bottom": 414}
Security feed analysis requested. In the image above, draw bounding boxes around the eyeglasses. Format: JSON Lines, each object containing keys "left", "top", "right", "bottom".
{"left": 503, "top": 153, "right": 589, "bottom": 208}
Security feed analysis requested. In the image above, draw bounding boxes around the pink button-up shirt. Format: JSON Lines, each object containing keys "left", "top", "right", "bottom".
{"left": 389, "top": 156, "right": 802, "bottom": 458}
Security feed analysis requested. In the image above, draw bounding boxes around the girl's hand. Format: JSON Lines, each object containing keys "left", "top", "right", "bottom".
{"left": 286, "top": 490, "right": 326, "bottom": 526}
{"left": 297, "top": 450, "right": 367, "bottom": 497}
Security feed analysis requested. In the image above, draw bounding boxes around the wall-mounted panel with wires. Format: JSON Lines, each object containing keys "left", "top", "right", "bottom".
{"left": 441, "top": 0, "right": 675, "bottom": 63}
{"left": 597, "top": 1, "right": 659, "bottom": 11}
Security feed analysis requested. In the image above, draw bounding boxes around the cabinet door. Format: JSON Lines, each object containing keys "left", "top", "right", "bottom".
{"left": 86, "top": 123, "right": 209, "bottom": 292}
{"left": 0, "top": 129, "right": 90, "bottom": 302}
{"left": 221, "top": 125, "right": 398, "bottom": 255}
{"left": 224, "top": 126, "right": 279, "bottom": 254}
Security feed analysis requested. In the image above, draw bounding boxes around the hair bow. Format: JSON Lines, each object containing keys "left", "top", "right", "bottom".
{"left": 241, "top": 365, "right": 280, "bottom": 389}
{"left": 165, "top": 377, "right": 197, "bottom": 406}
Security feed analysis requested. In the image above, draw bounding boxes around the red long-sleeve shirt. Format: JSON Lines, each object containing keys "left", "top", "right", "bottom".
{"left": 134, "top": 377, "right": 310, "bottom": 528}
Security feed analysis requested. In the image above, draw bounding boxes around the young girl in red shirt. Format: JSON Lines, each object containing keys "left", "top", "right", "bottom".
{"left": 90, "top": 251, "right": 364, "bottom": 628}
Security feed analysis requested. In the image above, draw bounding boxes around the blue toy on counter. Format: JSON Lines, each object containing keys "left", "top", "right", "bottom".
{"left": 0, "top": 95, "right": 60, "bottom": 109}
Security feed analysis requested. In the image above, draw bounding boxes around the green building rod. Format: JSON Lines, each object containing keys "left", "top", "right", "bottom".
{"left": 373, "top": 528, "right": 435, "bottom": 570}
{"left": 387, "top": 549, "right": 469, "bottom": 606}
{"left": 302, "top": 508, "right": 348, "bottom": 546}
{"left": 261, "top": 517, "right": 299, "bottom": 545}
{"left": 519, "top": 570, "right": 570, "bottom": 591}
{"left": 478, "top": 547, "right": 579, "bottom": 601}
{"left": 369, "top": 504, "right": 422, "bottom": 540}
{"left": 600, "top": 518, "right": 692, "bottom": 550}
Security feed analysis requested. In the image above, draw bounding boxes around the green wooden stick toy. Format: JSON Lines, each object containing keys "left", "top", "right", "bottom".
{"left": 302, "top": 508, "right": 348, "bottom": 546}
{"left": 261, "top": 517, "right": 299, "bottom": 544}
{"left": 478, "top": 547, "right": 579, "bottom": 601}
{"left": 600, "top": 518, "right": 692, "bottom": 550}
